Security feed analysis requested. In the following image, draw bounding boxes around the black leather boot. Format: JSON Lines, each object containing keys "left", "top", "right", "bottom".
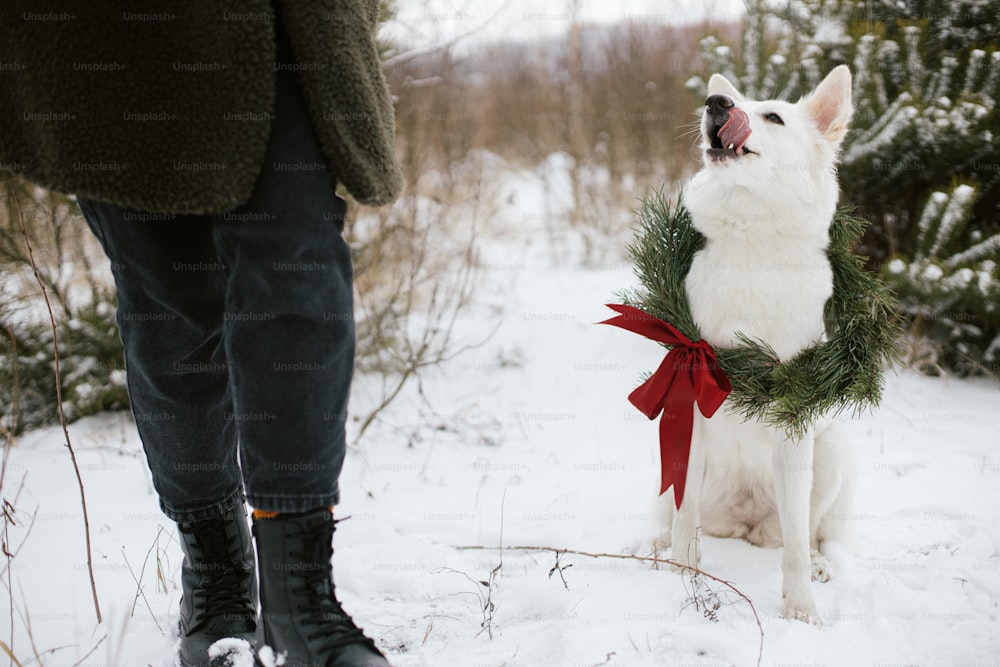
{"left": 177, "top": 507, "right": 258, "bottom": 667}
{"left": 253, "top": 509, "right": 389, "bottom": 666}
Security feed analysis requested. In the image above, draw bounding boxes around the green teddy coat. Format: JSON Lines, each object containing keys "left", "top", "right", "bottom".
{"left": 0, "top": 1, "right": 402, "bottom": 212}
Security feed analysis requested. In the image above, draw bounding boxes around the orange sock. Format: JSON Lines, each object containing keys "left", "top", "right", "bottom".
{"left": 252, "top": 506, "right": 335, "bottom": 520}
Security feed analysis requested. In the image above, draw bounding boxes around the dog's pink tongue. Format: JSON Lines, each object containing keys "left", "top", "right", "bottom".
{"left": 718, "top": 108, "right": 751, "bottom": 153}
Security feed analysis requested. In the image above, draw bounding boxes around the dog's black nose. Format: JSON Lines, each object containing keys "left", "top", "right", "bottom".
{"left": 706, "top": 94, "right": 735, "bottom": 112}
{"left": 705, "top": 94, "right": 734, "bottom": 125}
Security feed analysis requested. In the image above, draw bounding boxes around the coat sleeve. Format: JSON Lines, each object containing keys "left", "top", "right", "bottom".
{"left": 276, "top": 0, "right": 403, "bottom": 206}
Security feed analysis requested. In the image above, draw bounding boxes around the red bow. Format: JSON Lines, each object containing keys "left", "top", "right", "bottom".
{"left": 600, "top": 304, "right": 731, "bottom": 508}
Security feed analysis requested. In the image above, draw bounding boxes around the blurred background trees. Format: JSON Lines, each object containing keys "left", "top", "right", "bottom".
{"left": 3, "top": 0, "right": 997, "bottom": 436}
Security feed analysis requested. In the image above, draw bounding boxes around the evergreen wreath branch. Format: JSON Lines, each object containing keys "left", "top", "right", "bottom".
{"left": 619, "top": 191, "right": 902, "bottom": 439}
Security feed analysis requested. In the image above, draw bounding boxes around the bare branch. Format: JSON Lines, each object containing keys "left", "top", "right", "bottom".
{"left": 13, "top": 191, "right": 102, "bottom": 623}
{"left": 456, "top": 543, "right": 764, "bottom": 666}
{"left": 382, "top": 0, "right": 513, "bottom": 69}
{"left": 121, "top": 544, "right": 166, "bottom": 635}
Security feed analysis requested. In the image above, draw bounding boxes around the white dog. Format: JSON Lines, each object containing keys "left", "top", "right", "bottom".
{"left": 661, "top": 66, "right": 856, "bottom": 624}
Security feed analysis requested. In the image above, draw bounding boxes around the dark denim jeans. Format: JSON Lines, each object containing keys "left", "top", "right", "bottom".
{"left": 78, "top": 53, "right": 353, "bottom": 523}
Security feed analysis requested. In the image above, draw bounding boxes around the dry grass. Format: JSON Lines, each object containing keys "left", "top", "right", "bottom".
{"left": 342, "top": 17, "right": 742, "bottom": 432}
{"left": 385, "top": 20, "right": 739, "bottom": 200}
{"left": 0, "top": 179, "right": 107, "bottom": 327}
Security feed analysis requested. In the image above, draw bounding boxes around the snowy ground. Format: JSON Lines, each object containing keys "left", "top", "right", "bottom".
{"left": 2, "top": 157, "right": 999, "bottom": 667}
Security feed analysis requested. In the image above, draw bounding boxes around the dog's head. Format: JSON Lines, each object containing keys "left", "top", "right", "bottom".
{"left": 686, "top": 66, "right": 853, "bottom": 240}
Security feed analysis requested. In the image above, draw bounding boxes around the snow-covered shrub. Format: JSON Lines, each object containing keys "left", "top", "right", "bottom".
{"left": 1, "top": 177, "right": 129, "bottom": 434}
{"left": 693, "top": 0, "right": 1000, "bottom": 376}
{"left": 2, "top": 291, "right": 130, "bottom": 434}
{"left": 883, "top": 185, "right": 1000, "bottom": 375}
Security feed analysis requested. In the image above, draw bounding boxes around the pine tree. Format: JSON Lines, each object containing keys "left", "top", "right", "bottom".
{"left": 883, "top": 183, "right": 1000, "bottom": 374}
{"left": 690, "top": 0, "right": 1000, "bottom": 376}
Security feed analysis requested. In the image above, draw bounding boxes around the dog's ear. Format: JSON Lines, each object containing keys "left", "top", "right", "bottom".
{"left": 707, "top": 74, "right": 745, "bottom": 103}
{"left": 802, "top": 65, "right": 853, "bottom": 146}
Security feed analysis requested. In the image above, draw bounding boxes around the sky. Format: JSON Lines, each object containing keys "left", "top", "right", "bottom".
{"left": 382, "top": 0, "right": 747, "bottom": 53}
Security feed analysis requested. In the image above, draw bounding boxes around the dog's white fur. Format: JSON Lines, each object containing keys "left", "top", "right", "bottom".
{"left": 660, "top": 66, "right": 856, "bottom": 624}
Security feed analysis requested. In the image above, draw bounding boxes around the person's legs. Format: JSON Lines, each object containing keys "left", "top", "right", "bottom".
{"left": 77, "top": 199, "right": 243, "bottom": 521}
{"left": 77, "top": 19, "right": 351, "bottom": 534}
{"left": 209, "top": 34, "right": 353, "bottom": 514}
{"left": 80, "top": 15, "right": 385, "bottom": 666}
{"left": 77, "top": 202, "right": 256, "bottom": 666}
{"left": 215, "top": 27, "right": 388, "bottom": 666}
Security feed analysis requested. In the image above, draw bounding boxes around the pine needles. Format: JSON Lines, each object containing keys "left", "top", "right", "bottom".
{"left": 619, "top": 192, "right": 902, "bottom": 439}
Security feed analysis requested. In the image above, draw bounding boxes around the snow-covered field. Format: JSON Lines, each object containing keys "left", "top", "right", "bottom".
{"left": 2, "top": 156, "right": 998, "bottom": 666}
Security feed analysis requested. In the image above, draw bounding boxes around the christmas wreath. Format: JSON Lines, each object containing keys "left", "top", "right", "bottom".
{"left": 603, "top": 191, "right": 902, "bottom": 504}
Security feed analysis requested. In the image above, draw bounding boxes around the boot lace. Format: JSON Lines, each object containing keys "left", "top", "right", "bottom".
{"left": 288, "top": 520, "right": 379, "bottom": 656}
{"left": 182, "top": 521, "right": 254, "bottom": 622}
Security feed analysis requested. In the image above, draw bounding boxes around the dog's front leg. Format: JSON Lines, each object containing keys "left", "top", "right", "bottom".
{"left": 773, "top": 430, "right": 821, "bottom": 624}
{"left": 670, "top": 414, "right": 707, "bottom": 569}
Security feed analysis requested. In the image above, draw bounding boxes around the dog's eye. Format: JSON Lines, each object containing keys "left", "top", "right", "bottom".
{"left": 764, "top": 112, "right": 784, "bottom": 125}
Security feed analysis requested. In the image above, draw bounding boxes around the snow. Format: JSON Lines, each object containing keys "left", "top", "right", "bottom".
{"left": 2, "top": 156, "right": 999, "bottom": 666}
{"left": 912, "top": 190, "right": 949, "bottom": 261}
{"left": 684, "top": 75, "right": 705, "bottom": 92}
{"left": 921, "top": 263, "right": 944, "bottom": 281}
{"left": 256, "top": 645, "right": 286, "bottom": 667}
{"left": 928, "top": 184, "right": 976, "bottom": 259}
{"left": 207, "top": 637, "right": 256, "bottom": 667}
{"left": 842, "top": 94, "right": 917, "bottom": 166}
{"left": 812, "top": 16, "right": 850, "bottom": 45}
{"left": 980, "top": 260, "right": 999, "bottom": 295}
{"left": 258, "top": 646, "right": 285, "bottom": 667}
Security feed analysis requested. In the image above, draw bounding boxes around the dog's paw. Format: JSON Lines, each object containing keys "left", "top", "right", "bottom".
{"left": 783, "top": 601, "right": 824, "bottom": 626}
{"left": 669, "top": 527, "right": 701, "bottom": 572}
{"left": 811, "top": 550, "right": 833, "bottom": 583}
{"left": 782, "top": 584, "right": 822, "bottom": 626}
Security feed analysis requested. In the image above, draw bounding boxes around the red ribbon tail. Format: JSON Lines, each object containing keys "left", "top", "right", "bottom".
{"left": 659, "top": 399, "right": 695, "bottom": 509}
{"left": 600, "top": 303, "right": 732, "bottom": 510}
{"left": 627, "top": 348, "right": 685, "bottom": 420}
